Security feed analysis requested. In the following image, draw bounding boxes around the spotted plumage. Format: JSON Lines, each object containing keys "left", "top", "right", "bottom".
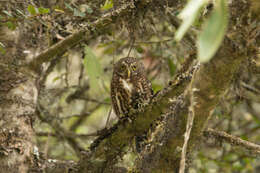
{"left": 111, "top": 57, "right": 153, "bottom": 118}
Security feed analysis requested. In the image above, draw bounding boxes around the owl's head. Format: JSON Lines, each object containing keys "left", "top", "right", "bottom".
{"left": 114, "top": 57, "right": 144, "bottom": 79}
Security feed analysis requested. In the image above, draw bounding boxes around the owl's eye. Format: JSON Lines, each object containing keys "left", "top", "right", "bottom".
{"left": 131, "top": 65, "right": 137, "bottom": 71}
{"left": 120, "top": 64, "right": 126, "bottom": 71}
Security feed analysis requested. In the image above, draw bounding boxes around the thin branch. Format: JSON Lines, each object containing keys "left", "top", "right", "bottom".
{"left": 135, "top": 38, "right": 174, "bottom": 44}
{"left": 37, "top": 131, "right": 99, "bottom": 139}
{"left": 204, "top": 128, "right": 260, "bottom": 156}
{"left": 241, "top": 81, "right": 260, "bottom": 94}
{"left": 179, "top": 88, "right": 196, "bottom": 173}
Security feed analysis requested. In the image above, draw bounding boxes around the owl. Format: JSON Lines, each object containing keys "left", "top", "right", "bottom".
{"left": 111, "top": 57, "right": 153, "bottom": 118}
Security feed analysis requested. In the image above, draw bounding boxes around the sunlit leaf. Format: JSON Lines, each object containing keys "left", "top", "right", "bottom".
{"left": 152, "top": 83, "right": 163, "bottom": 93}
{"left": 3, "top": 10, "right": 13, "bottom": 17}
{"left": 84, "top": 45, "right": 103, "bottom": 94}
{"left": 0, "top": 42, "right": 5, "bottom": 47}
{"left": 28, "top": 5, "right": 37, "bottom": 15}
{"left": 101, "top": 0, "right": 113, "bottom": 11}
{"left": 198, "top": 0, "right": 228, "bottom": 63}
{"left": 38, "top": 7, "right": 50, "bottom": 14}
{"left": 175, "top": 0, "right": 209, "bottom": 41}
{"left": 54, "top": 8, "right": 65, "bottom": 13}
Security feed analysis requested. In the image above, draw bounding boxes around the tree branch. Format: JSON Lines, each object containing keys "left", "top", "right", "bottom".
{"left": 204, "top": 128, "right": 260, "bottom": 156}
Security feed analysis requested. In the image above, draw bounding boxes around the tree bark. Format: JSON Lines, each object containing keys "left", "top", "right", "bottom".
{"left": 0, "top": 32, "right": 36, "bottom": 173}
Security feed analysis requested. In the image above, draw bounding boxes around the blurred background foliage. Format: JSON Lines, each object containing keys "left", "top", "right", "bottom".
{"left": 0, "top": 0, "right": 259, "bottom": 172}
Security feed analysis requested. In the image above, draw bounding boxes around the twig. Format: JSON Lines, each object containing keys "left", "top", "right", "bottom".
{"left": 241, "top": 81, "right": 260, "bottom": 94}
{"left": 204, "top": 128, "right": 260, "bottom": 156}
{"left": 37, "top": 131, "right": 99, "bottom": 139}
{"left": 105, "top": 107, "right": 113, "bottom": 127}
{"left": 179, "top": 88, "right": 196, "bottom": 173}
{"left": 135, "top": 38, "right": 173, "bottom": 44}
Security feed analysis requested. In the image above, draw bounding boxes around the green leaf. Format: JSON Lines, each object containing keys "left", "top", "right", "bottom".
{"left": 73, "top": 8, "right": 86, "bottom": 17}
{"left": 65, "top": 2, "right": 74, "bottom": 11}
{"left": 5, "top": 21, "right": 16, "bottom": 30}
{"left": 101, "top": 0, "right": 113, "bottom": 11}
{"left": 38, "top": 7, "right": 50, "bottom": 14}
{"left": 3, "top": 10, "right": 13, "bottom": 17}
{"left": 198, "top": 0, "right": 228, "bottom": 63}
{"left": 167, "top": 58, "right": 176, "bottom": 77}
{"left": 16, "top": 9, "right": 26, "bottom": 17}
{"left": 84, "top": 45, "right": 103, "bottom": 94}
{"left": 80, "top": 4, "right": 93, "bottom": 14}
{"left": 85, "top": 6, "right": 93, "bottom": 14}
{"left": 152, "top": 83, "right": 163, "bottom": 93}
{"left": 28, "top": 5, "right": 37, "bottom": 15}
{"left": 175, "top": 0, "right": 209, "bottom": 41}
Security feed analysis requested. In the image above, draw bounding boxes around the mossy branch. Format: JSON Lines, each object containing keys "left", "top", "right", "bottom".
{"left": 204, "top": 128, "right": 260, "bottom": 156}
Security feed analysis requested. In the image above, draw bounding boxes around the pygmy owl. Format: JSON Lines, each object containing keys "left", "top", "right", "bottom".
{"left": 111, "top": 57, "right": 153, "bottom": 118}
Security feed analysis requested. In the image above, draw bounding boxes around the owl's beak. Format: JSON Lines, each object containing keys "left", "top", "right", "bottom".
{"left": 127, "top": 69, "right": 131, "bottom": 78}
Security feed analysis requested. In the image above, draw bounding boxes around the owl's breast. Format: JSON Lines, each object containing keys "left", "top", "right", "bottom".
{"left": 119, "top": 78, "right": 133, "bottom": 93}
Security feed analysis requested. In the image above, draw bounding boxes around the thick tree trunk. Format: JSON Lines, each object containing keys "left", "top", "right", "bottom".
{"left": 0, "top": 28, "right": 36, "bottom": 172}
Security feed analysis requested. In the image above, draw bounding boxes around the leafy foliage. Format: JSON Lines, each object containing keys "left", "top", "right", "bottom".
{"left": 101, "top": 0, "right": 114, "bottom": 11}
{"left": 198, "top": 0, "right": 228, "bottom": 63}
{"left": 175, "top": 0, "right": 208, "bottom": 41}
{"left": 176, "top": 0, "right": 229, "bottom": 63}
